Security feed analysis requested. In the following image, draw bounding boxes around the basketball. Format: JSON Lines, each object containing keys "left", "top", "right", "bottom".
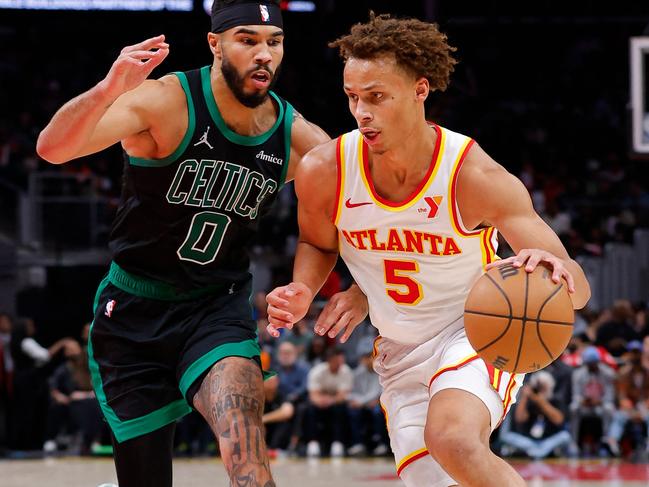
{"left": 464, "top": 264, "right": 574, "bottom": 374}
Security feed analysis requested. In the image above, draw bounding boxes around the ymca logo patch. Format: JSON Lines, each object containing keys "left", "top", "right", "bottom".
{"left": 417, "top": 195, "right": 443, "bottom": 218}
{"left": 259, "top": 4, "right": 270, "bottom": 22}
{"left": 105, "top": 299, "right": 116, "bottom": 318}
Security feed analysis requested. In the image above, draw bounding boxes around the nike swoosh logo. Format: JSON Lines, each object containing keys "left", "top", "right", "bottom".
{"left": 345, "top": 198, "right": 373, "bottom": 209}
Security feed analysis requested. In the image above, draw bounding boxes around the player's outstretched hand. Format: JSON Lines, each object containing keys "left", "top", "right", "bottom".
{"left": 266, "top": 282, "right": 313, "bottom": 338}
{"left": 485, "top": 248, "right": 575, "bottom": 293}
{"left": 98, "top": 35, "right": 170, "bottom": 100}
{"left": 314, "top": 284, "right": 369, "bottom": 343}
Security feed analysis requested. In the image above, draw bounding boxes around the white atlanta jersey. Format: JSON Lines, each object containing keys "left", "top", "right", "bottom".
{"left": 333, "top": 124, "right": 499, "bottom": 345}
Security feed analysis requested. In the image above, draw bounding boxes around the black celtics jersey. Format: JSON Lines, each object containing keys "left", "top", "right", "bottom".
{"left": 109, "top": 66, "right": 293, "bottom": 292}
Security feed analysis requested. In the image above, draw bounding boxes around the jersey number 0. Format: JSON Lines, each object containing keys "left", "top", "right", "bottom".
{"left": 177, "top": 212, "right": 231, "bottom": 265}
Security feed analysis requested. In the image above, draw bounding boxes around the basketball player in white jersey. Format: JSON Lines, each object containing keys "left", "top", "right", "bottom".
{"left": 266, "top": 14, "right": 590, "bottom": 487}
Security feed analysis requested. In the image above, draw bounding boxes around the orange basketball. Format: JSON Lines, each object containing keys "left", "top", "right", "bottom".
{"left": 464, "top": 264, "right": 574, "bottom": 374}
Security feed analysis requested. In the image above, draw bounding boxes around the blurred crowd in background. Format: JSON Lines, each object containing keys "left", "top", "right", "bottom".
{"left": 1, "top": 298, "right": 649, "bottom": 460}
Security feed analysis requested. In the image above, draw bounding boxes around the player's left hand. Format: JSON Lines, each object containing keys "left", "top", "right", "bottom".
{"left": 266, "top": 282, "right": 313, "bottom": 338}
{"left": 485, "top": 248, "right": 576, "bottom": 293}
{"left": 314, "top": 284, "right": 369, "bottom": 343}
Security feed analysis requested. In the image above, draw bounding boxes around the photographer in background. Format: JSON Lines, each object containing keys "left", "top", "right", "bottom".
{"left": 499, "top": 371, "right": 574, "bottom": 459}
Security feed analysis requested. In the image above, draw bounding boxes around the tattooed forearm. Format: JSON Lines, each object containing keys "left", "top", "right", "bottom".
{"left": 193, "top": 356, "right": 276, "bottom": 487}
{"left": 293, "top": 109, "right": 330, "bottom": 139}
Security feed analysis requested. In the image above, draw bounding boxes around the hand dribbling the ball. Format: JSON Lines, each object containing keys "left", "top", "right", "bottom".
{"left": 485, "top": 248, "right": 576, "bottom": 294}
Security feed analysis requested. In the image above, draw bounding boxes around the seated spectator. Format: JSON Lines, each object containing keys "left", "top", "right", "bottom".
{"left": 347, "top": 352, "right": 387, "bottom": 457}
{"left": 596, "top": 300, "right": 641, "bottom": 357}
{"left": 274, "top": 342, "right": 309, "bottom": 404}
{"left": 604, "top": 340, "right": 649, "bottom": 457}
{"left": 272, "top": 341, "right": 309, "bottom": 453}
{"left": 304, "top": 347, "right": 353, "bottom": 458}
{"left": 44, "top": 340, "right": 103, "bottom": 454}
{"left": 9, "top": 319, "right": 75, "bottom": 451}
{"left": 570, "top": 346, "right": 616, "bottom": 453}
{"left": 500, "top": 371, "right": 574, "bottom": 459}
{"left": 562, "top": 333, "right": 617, "bottom": 370}
{"left": 262, "top": 375, "right": 295, "bottom": 452}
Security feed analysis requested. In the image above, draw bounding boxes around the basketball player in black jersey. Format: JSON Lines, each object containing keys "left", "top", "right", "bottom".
{"left": 36, "top": 1, "right": 368, "bottom": 486}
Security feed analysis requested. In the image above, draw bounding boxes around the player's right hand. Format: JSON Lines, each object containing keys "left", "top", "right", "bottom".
{"left": 314, "top": 284, "right": 368, "bottom": 343}
{"left": 98, "top": 35, "right": 170, "bottom": 101}
{"left": 266, "top": 282, "right": 314, "bottom": 338}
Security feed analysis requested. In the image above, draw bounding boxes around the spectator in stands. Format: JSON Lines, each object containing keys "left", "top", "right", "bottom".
{"left": 279, "top": 319, "right": 313, "bottom": 359}
{"left": 8, "top": 318, "right": 75, "bottom": 450}
{"left": 0, "top": 312, "right": 14, "bottom": 452}
{"left": 272, "top": 341, "right": 310, "bottom": 454}
{"left": 262, "top": 375, "right": 295, "bottom": 452}
{"left": 596, "top": 300, "right": 641, "bottom": 357}
{"left": 604, "top": 340, "right": 649, "bottom": 457}
{"left": 304, "top": 347, "right": 353, "bottom": 457}
{"left": 44, "top": 338, "right": 103, "bottom": 454}
{"left": 275, "top": 341, "right": 309, "bottom": 404}
{"left": 563, "top": 333, "right": 617, "bottom": 370}
{"left": 347, "top": 351, "right": 387, "bottom": 457}
{"left": 570, "top": 346, "right": 616, "bottom": 452}
{"left": 500, "top": 371, "right": 574, "bottom": 459}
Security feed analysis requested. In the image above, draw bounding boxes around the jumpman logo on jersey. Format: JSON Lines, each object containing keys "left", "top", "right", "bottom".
{"left": 194, "top": 126, "right": 213, "bottom": 150}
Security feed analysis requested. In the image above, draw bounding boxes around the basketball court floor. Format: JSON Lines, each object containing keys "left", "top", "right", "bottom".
{"left": 2, "top": 457, "right": 649, "bottom": 486}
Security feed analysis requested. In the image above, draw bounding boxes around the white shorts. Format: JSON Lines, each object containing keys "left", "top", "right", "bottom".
{"left": 373, "top": 319, "right": 525, "bottom": 487}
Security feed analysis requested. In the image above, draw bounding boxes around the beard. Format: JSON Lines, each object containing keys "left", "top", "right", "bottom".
{"left": 221, "top": 50, "right": 280, "bottom": 109}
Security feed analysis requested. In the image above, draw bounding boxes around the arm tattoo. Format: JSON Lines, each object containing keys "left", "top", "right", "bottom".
{"left": 194, "top": 357, "right": 276, "bottom": 487}
{"left": 293, "top": 109, "right": 329, "bottom": 139}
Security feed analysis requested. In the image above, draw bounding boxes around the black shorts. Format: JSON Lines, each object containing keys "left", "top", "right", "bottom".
{"left": 88, "top": 262, "right": 265, "bottom": 443}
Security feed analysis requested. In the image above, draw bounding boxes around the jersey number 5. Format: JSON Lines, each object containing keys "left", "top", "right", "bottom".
{"left": 383, "top": 259, "right": 423, "bottom": 305}
{"left": 177, "top": 212, "right": 231, "bottom": 265}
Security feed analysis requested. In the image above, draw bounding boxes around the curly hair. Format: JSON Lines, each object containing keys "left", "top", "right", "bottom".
{"left": 329, "top": 13, "right": 458, "bottom": 92}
